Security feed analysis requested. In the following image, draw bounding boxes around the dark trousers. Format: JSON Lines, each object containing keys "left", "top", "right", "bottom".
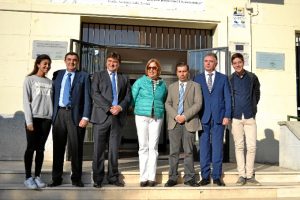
{"left": 24, "top": 118, "right": 51, "bottom": 179}
{"left": 92, "top": 116, "right": 122, "bottom": 184}
{"left": 168, "top": 124, "right": 196, "bottom": 182}
{"left": 52, "top": 108, "right": 85, "bottom": 183}
{"left": 199, "top": 119, "right": 225, "bottom": 180}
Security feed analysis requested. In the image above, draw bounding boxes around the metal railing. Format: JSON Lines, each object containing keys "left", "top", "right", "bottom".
{"left": 287, "top": 115, "right": 300, "bottom": 121}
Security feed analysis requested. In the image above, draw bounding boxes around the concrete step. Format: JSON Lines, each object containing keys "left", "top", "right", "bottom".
{"left": 1, "top": 160, "right": 300, "bottom": 185}
{"left": 2, "top": 171, "right": 300, "bottom": 185}
{"left": 1, "top": 161, "right": 300, "bottom": 199}
{"left": 1, "top": 183, "right": 300, "bottom": 200}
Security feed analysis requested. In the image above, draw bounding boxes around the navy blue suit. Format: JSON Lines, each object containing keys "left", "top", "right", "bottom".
{"left": 194, "top": 71, "right": 231, "bottom": 180}
{"left": 52, "top": 70, "right": 92, "bottom": 125}
{"left": 52, "top": 69, "right": 92, "bottom": 183}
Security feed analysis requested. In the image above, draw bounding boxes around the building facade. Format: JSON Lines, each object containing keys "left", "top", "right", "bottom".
{"left": 0, "top": 0, "right": 298, "bottom": 163}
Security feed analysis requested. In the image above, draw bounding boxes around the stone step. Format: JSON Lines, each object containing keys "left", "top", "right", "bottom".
{"left": 1, "top": 170, "right": 300, "bottom": 185}
{"left": 1, "top": 183, "right": 300, "bottom": 200}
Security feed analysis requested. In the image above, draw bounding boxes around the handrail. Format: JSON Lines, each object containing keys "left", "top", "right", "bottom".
{"left": 287, "top": 115, "right": 300, "bottom": 121}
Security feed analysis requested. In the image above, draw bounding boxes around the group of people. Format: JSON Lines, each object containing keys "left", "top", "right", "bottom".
{"left": 22, "top": 51, "right": 260, "bottom": 189}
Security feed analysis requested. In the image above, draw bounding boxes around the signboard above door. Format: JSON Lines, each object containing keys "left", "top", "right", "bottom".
{"left": 50, "top": 0, "right": 205, "bottom": 11}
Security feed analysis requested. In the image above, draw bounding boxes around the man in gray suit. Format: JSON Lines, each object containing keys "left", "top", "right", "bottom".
{"left": 164, "top": 62, "right": 202, "bottom": 187}
{"left": 90, "top": 52, "right": 131, "bottom": 188}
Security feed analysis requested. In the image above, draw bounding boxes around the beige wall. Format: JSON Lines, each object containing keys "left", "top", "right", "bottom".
{"left": 0, "top": 0, "right": 299, "bottom": 162}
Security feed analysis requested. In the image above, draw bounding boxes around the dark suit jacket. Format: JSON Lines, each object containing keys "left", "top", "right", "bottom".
{"left": 90, "top": 70, "right": 131, "bottom": 127}
{"left": 194, "top": 71, "right": 231, "bottom": 124}
{"left": 52, "top": 69, "right": 92, "bottom": 125}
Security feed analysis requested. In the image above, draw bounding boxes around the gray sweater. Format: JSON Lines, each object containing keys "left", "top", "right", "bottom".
{"left": 23, "top": 75, "right": 53, "bottom": 126}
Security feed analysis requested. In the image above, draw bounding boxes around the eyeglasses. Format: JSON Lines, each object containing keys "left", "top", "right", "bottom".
{"left": 147, "top": 66, "right": 158, "bottom": 71}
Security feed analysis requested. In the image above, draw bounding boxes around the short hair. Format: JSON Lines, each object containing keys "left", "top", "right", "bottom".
{"left": 145, "top": 58, "right": 161, "bottom": 76}
{"left": 175, "top": 62, "right": 189, "bottom": 73}
{"left": 107, "top": 52, "right": 121, "bottom": 64}
{"left": 231, "top": 53, "right": 244, "bottom": 63}
{"left": 64, "top": 52, "right": 79, "bottom": 60}
{"left": 204, "top": 52, "right": 218, "bottom": 61}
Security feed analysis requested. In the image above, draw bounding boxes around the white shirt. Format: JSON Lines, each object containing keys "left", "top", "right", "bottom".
{"left": 178, "top": 81, "right": 187, "bottom": 93}
{"left": 107, "top": 69, "right": 118, "bottom": 97}
{"left": 205, "top": 70, "right": 215, "bottom": 86}
{"left": 59, "top": 70, "right": 75, "bottom": 107}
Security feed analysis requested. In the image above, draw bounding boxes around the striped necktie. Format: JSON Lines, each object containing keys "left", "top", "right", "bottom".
{"left": 177, "top": 83, "right": 184, "bottom": 114}
{"left": 207, "top": 73, "right": 213, "bottom": 93}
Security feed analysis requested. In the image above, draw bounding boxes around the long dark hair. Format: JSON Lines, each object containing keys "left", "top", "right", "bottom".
{"left": 28, "top": 54, "right": 51, "bottom": 76}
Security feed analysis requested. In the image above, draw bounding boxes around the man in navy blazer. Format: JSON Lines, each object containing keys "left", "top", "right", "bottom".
{"left": 49, "top": 52, "right": 91, "bottom": 187}
{"left": 91, "top": 52, "right": 131, "bottom": 188}
{"left": 193, "top": 53, "right": 231, "bottom": 186}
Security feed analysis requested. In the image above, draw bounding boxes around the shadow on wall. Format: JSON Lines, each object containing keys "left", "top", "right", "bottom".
{"left": 0, "top": 111, "right": 26, "bottom": 160}
{"left": 256, "top": 128, "right": 279, "bottom": 164}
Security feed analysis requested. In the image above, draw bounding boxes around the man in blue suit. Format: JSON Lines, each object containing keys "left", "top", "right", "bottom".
{"left": 194, "top": 53, "right": 231, "bottom": 186}
{"left": 49, "top": 52, "right": 92, "bottom": 187}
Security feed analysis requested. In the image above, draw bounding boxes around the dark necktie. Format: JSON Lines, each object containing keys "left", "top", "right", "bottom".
{"left": 63, "top": 73, "right": 72, "bottom": 106}
{"left": 207, "top": 73, "right": 213, "bottom": 93}
{"left": 111, "top": 72, "right": 118, "bottom": 106}
{"left": 178, "top": 83, "right": 184, "bottom": 114}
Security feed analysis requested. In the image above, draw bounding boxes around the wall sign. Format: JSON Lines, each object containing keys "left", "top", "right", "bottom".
{"left": 32, "top": 40, "right": 68, "bottom": 60}
{"left": 50, "top": 0, "right": 205, "bottom": 11}
{"left": 233, "top": 7, "right": 246, "bottom": 28}
{"left": 256, "top": 52, "right": 285, "bottom": 70}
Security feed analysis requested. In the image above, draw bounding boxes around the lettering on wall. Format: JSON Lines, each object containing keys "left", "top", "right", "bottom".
{"left": 50, "top": 0, "right": 205, "bottom": 11}
{"left": 256, "top": 52, "right": 285, "bottom": 70}
{"left": 32, "top": 40, "right": 68, "bottom": 60}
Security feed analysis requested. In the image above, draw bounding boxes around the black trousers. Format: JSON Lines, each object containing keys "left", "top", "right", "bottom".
{"left": 92, "top": 116, "right": 122, "bottom": 184}
{"left": 52, "top": 108, "right": 85, "bottom": 183}
{"left": 24, "top": 118, "right": 51, "bottom": 179}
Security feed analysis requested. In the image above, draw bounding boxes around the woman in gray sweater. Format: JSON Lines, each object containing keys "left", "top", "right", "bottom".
{"left": 23, "top": 54, "right": 53, "bottom": 189}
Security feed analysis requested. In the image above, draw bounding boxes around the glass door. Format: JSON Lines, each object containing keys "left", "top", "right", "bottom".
{"left": 69, "top": 39, "right": 107, "bottom": 160}
{"left": 70, "top": 39, "right": 107, "bottom": 74}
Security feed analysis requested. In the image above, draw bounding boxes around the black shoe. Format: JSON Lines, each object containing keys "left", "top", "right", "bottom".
{"left": 48, "top": 181, "right": 62, "bottom": 187}
{"left": 148, "top": 181, "right": 156, "bottom": 187}
{"left": 164, "top": 179, "right": 177, "bottom": 187}
{"left": 140, "top": 181, "right": 148, "bottom": 187}
{"left": 199, "top": 178, "right": 210, "bottom": 186}
{"left": 72, "top": 180, "right": 84, "bottom": 187}
{"left": 93, "top": 183, "right": 102, "bottom": 188}
{"left": 213, "top": 179, "right": 225, "bottom": 186}
{"left": 108, "top": 180, "right": 125, "bottom": 187}
{"left": 184, "top": 179, "right": 199, "bottom": 187}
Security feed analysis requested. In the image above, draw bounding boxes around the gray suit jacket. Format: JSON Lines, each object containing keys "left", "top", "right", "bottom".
{"left": 90, "top": 70, "right": 131, "bottom": 127}
{"left": 165, "top": 80, "right": 202, "bottom": 132}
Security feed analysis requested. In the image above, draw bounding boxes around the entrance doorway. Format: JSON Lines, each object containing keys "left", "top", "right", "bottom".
{"left": 72, "top": 21, "right": 230, "bottom": 160}
{"left": 70, "top": 39, "right": 230, "bottom": 161}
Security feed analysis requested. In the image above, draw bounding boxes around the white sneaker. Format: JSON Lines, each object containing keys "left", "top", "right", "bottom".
{"left": 24, "top": 177, "right": 37, "bottom": 189}
{"left": 34, "top": 176, "right": 46, "bottom": 188}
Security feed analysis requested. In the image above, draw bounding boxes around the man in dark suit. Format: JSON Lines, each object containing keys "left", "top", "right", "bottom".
{"left": 91, "top": 52, "right": 131, "bottom": 188}
{"left": 49, "top": 52, "right": 92, "bottom": 187}
{"left": 193, "top": 53, "right": 231, "bottom": 186}
{"left": 164, "top": 62, "right": 202, "bottom": 187}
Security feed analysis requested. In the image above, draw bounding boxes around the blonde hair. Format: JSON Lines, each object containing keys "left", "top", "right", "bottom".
{"left": 145, "top": 58, "right": 161, "bottom": 76}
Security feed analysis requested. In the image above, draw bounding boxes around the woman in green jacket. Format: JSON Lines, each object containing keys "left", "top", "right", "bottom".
{"left": 132, "top": 58, "right": 167, "bottom": 187}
